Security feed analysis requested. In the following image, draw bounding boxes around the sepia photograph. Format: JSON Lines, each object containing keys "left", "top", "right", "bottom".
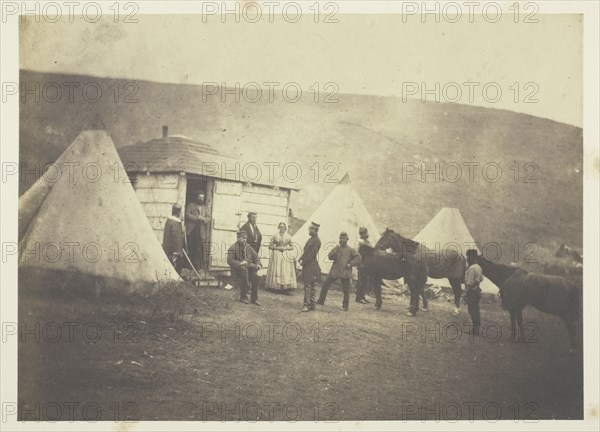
{"left": 1, "top": 1, "right": 599, "bottom": 430}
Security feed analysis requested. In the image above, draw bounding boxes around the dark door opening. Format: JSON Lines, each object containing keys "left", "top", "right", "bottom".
{"left": 185, "top": 176, "right": 210, "bottom": 272}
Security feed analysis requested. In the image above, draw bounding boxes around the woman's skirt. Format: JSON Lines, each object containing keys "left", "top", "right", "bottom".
{"left": 266, "top": 250, "right": 298, "bottom": 291}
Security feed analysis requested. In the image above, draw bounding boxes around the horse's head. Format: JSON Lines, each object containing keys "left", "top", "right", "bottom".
{"left": 375, "top": 227, "right": 394, "bottom": 250}
{"left": 375, "top": 228, "right": 420, "bottom": 255}
{"left": 476, "top": 255, "right": 517, "bottom": 288}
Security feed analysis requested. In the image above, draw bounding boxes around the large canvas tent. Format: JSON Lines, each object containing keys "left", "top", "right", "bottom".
{"left": 292, "top": 173, "right": 380, "bottom": 275}
{"left": 19, "top": 118, "right": 180, "bottom": 292}
{"left": 414, "top": 207, "right": 498, "bottom": 294}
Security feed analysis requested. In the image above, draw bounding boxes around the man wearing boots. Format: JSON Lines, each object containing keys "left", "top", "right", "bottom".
{"left": 463, "top": 249, "right": 483, "bottom": 336}
{"left": 227, "top": 230, "right": 262, "bottom": 305}
{"left": 355, "top": 227, "right": 371, "bottom": 304}
{"left": 317, "top": 231, "right": 362, "bottom": 311}
{"left": 162, "top": 203, "right": 185, "bottom": 274}
{"left": 299, "top": 222, "right": 321, "bottom": 312}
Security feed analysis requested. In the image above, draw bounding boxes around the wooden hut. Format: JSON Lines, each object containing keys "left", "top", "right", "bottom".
{"left": 118, "top": 126, "right": 298, "bottom": 274}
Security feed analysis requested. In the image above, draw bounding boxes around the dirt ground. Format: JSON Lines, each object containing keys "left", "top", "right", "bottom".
{"left": 17, "top": 278, "right": 583, "bottom": 422}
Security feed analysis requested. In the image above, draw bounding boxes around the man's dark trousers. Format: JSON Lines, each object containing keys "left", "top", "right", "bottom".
{"left": 232, "top": 266, "right": 259, "bottom": 302}
{"left": 318, "top": 277, "right": 351, "bottom": 308}
{"left": 467, "top": 299, "right": 481, "bottom": 335}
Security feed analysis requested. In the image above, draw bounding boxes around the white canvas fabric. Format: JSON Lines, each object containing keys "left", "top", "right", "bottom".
{"left": 415, "top": 207, "right": 498, "bottom": 294}
{"left": 292, "top": 173, "right": 380, "bottom": 275}
{"left": 19, "top": 123, "right": 180, "bottom": 291}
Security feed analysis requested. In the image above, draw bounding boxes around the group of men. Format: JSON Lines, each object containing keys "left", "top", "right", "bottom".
{"left": 163, "top": 190, "right": 264, "bottom": 301}
{"left": 298, "top": 222, "right": 369, "bottom": 312}
{"left": 162, "top": 194, "right": 484, "bottom": 332}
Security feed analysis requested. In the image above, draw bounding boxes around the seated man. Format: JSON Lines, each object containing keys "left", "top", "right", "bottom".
{"left": 227, "top": 230, "right": 262, "bottom": 305}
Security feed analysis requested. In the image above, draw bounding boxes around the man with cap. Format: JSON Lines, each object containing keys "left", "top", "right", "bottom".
{"left": 227, "top": 230, "right": 262, "bottom": 305}
{"left": 240, "top": 212, "right": 262, "bottom": 255}
{"left": 186, "top": 192, "right": 210, "bottom": 271}
{"left": 462, "top": 249, "right": 484, "bottom": 336}
{"left": 317, "top": 231, "right": 362, "bottom": 311}
{"left": 355, "top": 227, "right": 372, "bottom": 304}
{"left": 299, "top": 222, "right": 322, "bottom": 312}
{"left": 163, "top": 203, "right": 185, "bottom": 274}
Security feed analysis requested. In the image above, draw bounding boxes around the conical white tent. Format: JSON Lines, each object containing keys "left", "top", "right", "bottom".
{"left": 414, "top": 207, "right": 498, "bottom": 294}
{"left": 19, "top": 119, "right": 180, "bottom": 292}
{"left": 292, "top": 173, "right": 380, "bottom": 275}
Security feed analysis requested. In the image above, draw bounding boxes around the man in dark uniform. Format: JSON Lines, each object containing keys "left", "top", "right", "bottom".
{"left": 463, "top": 249, "right": 483, "bottom": 336}
{"left": 355, "top": 226, "right": 371, "bottom": 304}
{"left": 299, "top": 222, "right": 321, "bottom": 312}
{"left": 186, "top": 192, "right": 210, "bottom": 270}
{"left": 317, "top": 231, "right": 362, "bottom": 311}
{"left": 162, "top": 203, "right": 185, "bottom": 274}
{"left": 227, "top": 230, "right": 262, "bottom": 305}
{"left": 240, "top": 212, "right": 262, "bottom": 255}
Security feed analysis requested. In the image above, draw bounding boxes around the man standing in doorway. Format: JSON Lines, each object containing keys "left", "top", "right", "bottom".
{"left": 185, "top": 192, "right": 210, "bottom": 271}
{"left": 240, "top": 212, "right": 262, "bottom": 255}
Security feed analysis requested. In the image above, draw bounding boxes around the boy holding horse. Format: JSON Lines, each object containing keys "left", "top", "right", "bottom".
{"left": 463, "top": 249, "right": 483, "bottom": 336}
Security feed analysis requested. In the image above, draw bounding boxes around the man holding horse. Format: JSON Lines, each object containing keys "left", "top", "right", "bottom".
{"left": 355, "top": 227, "right": 372, "bottom": 304}
{"left": 317, "top": 231, "right": 362, "bottom": 311}
{"left": 463, "top": 249, "right": 483, "bottom": 336}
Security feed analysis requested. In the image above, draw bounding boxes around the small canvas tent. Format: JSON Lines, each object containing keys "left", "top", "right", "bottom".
{"left": 292, "top": 173, "right": 380, "bottom": 275}
{"left": 19, "top": 118, "right": 180, "bottom": 292}
{"left": 414, "top": 207, "right": 498, "bottom": 294}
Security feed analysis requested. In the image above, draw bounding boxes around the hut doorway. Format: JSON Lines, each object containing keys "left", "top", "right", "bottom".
{"left": 185, "top": 176, "right": 211, "bottom": 271}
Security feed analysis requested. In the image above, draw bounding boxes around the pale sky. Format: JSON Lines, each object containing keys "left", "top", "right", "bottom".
{"left": 20, "top": 12, "right": 583, "bottom": 126}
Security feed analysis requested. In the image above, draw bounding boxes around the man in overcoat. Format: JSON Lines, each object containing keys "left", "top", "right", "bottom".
{"left": 299, "top": 221, "right": 322, "bottom": 312}
{"left": 317, "top": 231, "right": 362, "bottom": 311}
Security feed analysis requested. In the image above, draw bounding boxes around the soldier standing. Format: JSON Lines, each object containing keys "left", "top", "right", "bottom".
{"left": 299, "top": 222, "right": 321, "bottom": 312}
{"left": 162, "top": 203, "right": 185, "bottom": 274}
{"left": 317, "top": 231, "right": 362, "bottom": 311}
{"left": 463, "top": 249, "right": 483, "bottom": 336}
{"left": 240, "top": 212, "right": 262, "bottom": 255}
{"left": 355, "top": 227, "right": 371, "bottom": 304}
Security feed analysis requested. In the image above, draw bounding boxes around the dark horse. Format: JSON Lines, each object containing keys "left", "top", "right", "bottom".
{"left": 358, "top": 243, "right": 420, "bottom": 310}
{"left": 375, "top": 228, "right": 466, "bottom": 315}
{"left": 476, "top": 255, "right": 580, "bottom": 352}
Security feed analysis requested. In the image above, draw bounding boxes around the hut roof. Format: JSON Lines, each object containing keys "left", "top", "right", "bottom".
{"left": 118, "top": 135, "right": 299, "bottom": 190}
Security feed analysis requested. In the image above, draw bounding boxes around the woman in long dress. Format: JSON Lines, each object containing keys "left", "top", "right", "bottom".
{"left": 266, "top": 222, "right": 297, "bottom": 292}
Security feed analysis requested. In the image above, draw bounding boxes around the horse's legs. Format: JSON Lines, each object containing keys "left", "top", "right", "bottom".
{"left": 420, "top": 285, "right": 428, "bottom": 310}
{"left": 516, "top": 309, "right": 524, "bottom": 342}
{"left": 510, "top": 311, "right": 518, "bottom": 342}
{"left": 560, "top": 315, "right": 577, "bottom": 352}
{"left": 407, "top": 281, "right": 419, "bottom": 316}
{"left": 373, "top": 278, "right": 382, "bottom": 310}
{"left": 450, "top": 278, "right": 462, "bottom": 309}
